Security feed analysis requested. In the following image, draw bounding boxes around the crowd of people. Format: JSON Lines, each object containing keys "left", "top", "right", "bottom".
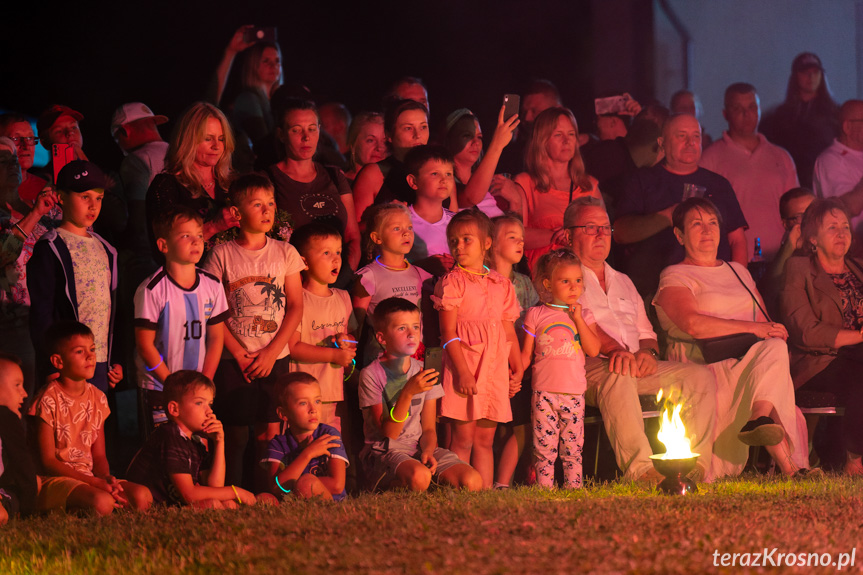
{"left": 2, "top": 38, "right": 862, "bottom": 522}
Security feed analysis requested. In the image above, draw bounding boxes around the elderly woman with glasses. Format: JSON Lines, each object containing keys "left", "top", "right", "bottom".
{"left": 780, "top": 198, "right": 863, "bottom": 475}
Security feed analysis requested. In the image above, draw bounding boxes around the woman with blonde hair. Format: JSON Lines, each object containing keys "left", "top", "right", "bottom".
{"left": 514, "top": 107, "right": 602, "bottom": 269}
{"left": 344, "top": 112, "right": 388, "bottom": 182}
{"left": 146, "top": 102, "right": 237, "bottom": 248}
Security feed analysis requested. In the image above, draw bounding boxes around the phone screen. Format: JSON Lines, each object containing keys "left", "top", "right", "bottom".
{"left": 244, "top": 26, "right": 278, "bottom": 44}
{"left": 424, "top": 347, "right": 443, "bottom": 383}
{"left": 53, "top": 144, "right": 74, "bottom": 183}
{"left": 503, "top": 94, "right": 520, "bottom": 121}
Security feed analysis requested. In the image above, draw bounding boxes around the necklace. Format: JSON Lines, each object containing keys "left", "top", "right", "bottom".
{"left": 375, "top": 255, "right": 410, "bottom": 271}
{"left": 457, "top": 263, "right": 490, "bottom": 276}
{"left": 544, "top": 302, "right": 570, "bottom": 309}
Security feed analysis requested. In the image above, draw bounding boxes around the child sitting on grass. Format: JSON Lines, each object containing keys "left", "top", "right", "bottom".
{"left": 27, "top": 160, "right": 123, "bottom": 392}
{"left": 287, "top": 223, "right": 357, "bottom": 432}
{"left": 30, "top": 321, "right": 152, "bottom": 515}
{"left": 134, "top": 207, "right": 231, "bottom": 426}
{"left": 0, "top": 353, "right": 38, "bottom": 524}
{"left": 359, "top": 297, "right": 481, "bottom": 492}
{"left": 262, "top": 373, "right": 349, "bottom": 501}
{"left": 126, "top": 370, "right": 257, "bottom": 508}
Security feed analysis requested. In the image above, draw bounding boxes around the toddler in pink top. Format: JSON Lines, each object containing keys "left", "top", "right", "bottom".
{"left": 433, "top": 209, "right": 523, "bottom": 488}
{"left": 522, "top": 249, "right": 600, "bottom": 488}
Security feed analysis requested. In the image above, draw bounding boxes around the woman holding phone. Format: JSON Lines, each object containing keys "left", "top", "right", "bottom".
{"left": 443, "top": 105, "right": 520, "bottom": 218}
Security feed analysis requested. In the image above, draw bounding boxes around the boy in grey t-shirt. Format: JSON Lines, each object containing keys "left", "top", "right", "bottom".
{"left": 358, "top": 297, "right": 480, "bottom": 491}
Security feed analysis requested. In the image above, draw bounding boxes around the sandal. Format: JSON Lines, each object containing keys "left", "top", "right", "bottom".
{"left": 738, "top": 416, "right": 783, "bottom": 446}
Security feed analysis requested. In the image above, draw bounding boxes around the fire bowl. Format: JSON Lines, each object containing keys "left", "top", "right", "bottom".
{"left": 649, "top": 454, "right": 700, "bottom": 495}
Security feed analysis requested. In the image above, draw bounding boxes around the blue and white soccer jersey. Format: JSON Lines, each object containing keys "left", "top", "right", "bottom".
{"left": 134, "top": 267, "right": 230, "bottom": 423}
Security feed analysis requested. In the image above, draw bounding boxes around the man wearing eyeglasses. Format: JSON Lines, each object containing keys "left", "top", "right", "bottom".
{"left": 0, "top": 114, "right": 49, "bottom": 205}
{"left": 813, "top": 100, "right": 863, "bottom": 235}
{"left": 564, "top": 197, "right": 717, "bottom": 483}
{"left": 701, "top": 83, "right": 799, "bottom": 260}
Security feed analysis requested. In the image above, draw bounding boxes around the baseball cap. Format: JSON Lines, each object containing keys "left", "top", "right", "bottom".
{"left": 56, "top": 160, "right": 110, "bottom": 193}
{"left": 37, "top": 105, "right": 84, "bottom": 139}
{"left": 792, "top": 52, "right": 823, "bottom": 73}
{"left": 110, "top": 103, "right": 168, "bottom": 137}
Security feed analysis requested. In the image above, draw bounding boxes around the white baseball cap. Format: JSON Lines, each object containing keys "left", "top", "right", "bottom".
{"left": 110, "top": 103, "right": 168, "bottom": 136}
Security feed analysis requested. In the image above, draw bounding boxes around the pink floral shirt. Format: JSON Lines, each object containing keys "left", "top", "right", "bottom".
{"left": 30, "top": 381, "right": 110, "bottom": 476}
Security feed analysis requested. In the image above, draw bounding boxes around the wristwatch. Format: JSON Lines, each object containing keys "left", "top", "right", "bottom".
{"left": 642, "top": 348, "right": 660, "bottom": 359}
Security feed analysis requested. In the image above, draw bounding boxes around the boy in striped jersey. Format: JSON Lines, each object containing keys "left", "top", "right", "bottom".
{"left": 134, "top": 207, "right": 231, "bottom": 425}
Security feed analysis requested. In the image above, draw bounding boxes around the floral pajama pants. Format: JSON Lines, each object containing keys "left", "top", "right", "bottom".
{"left": 532, "top": 391, "right": 584, "bottom": 488}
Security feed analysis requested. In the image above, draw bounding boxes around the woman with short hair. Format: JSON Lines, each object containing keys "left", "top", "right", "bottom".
{"left": 653, "top": 197, "right": 814, "bottom": 478}
{"left": 780, "top": 198, "right": 863, "bottom": 475}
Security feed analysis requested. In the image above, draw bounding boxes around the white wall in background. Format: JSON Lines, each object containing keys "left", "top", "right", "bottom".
{"left": 655, "top": 0, "right": 859, "bottom": 138}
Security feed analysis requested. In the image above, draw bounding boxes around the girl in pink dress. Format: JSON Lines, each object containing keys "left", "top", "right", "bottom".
{"left": 433, "top": 209, "right": 524, "bottom": 488}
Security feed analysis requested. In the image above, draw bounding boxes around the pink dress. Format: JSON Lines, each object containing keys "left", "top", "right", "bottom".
{"left": 432, "top": 267, "right": 521, "bottom": 422}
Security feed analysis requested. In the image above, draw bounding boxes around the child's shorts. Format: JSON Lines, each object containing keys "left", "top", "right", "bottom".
{"left": 361, "top": 440, "right": 466, "bottom": 490}
{"left": 36, "top": 476, "right": 88, "bottom": 511}
{"left": 214, "top": 356, "right": 291, "bottom": 425}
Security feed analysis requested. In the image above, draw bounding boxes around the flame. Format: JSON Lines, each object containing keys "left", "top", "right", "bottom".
{"left": 656, "top": 401, "right": 696, "bottom": 460}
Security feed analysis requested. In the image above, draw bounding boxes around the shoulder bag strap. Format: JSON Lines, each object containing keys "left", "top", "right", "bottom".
{"left": 723, "top": 260, "right": 771, "bottom": 322}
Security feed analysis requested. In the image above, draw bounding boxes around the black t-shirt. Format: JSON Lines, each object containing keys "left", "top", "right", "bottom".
{"left": 582, "top": 137, "right": 637, "bottom": 212}
{"left": 615, "top": 164, "right": 748, "bottom": 296}
{"left": 0, "top": 406, "right": 37, "bottom": 516}
{"left": 374, "top": 156, "right": 415, "bottom": 206}
{"left": 761, "top": 99, "right": 839, "bottom": 188}
{"left": 145, "top": 173, "right": 228, "bottom": 260}
{"left": 267, "top": 162, "right": 351, "bottom": 235}
{"left": 126, "top": 420, "right": 212, "bottom": 505}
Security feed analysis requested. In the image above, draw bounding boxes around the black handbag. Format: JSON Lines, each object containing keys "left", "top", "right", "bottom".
{"left": 695, "top": 262, "right": 770, "bottom": 363}
{"left": 697, "top": 332, "right": 761, "bottom": 364}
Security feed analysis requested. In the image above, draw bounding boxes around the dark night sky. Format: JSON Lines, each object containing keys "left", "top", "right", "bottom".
{"left": 2, "top": 0, "right": 598, "bottom": 170}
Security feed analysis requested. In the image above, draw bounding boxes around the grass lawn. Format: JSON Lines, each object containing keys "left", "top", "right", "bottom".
{"left": 1, "top": 475, "right": 861, "bottom": 574}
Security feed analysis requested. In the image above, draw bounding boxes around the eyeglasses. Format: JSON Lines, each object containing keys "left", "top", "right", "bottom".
{"left": 569, "top": 224, "right": 613, "bottom": 236}
{"left": 9, "top": 136, "right": 38, "bottom": 146}
{"left": 783, "top": 214, "right": 804, "bottom": 225}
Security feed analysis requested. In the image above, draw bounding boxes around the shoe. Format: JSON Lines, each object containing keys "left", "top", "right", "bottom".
{"left": 685, "top": 463, "right": 707, "bottom": 484}
{"left": 792, "top": 467, "right": 825, "bottom": 481}
{"left": 738, "top": 416, "right": 784, "bottom": 446}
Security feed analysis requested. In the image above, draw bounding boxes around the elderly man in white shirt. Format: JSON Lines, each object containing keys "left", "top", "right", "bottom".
{"left": 564, "top": 197, "right": 717, "bottom": 482}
